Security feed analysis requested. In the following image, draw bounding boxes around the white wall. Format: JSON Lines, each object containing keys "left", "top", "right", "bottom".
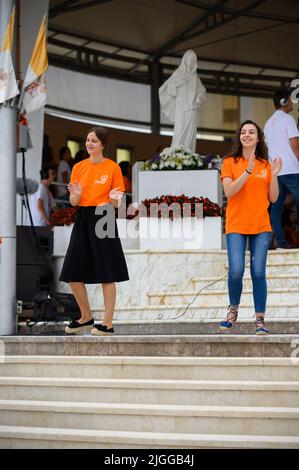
{"left": 47, "top": 66, "right": 151, "bottom": 123}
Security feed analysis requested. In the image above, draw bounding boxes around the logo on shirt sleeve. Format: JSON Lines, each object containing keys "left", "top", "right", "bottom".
{"left": 95, "top": 175, "right": 108, "bottom": 185}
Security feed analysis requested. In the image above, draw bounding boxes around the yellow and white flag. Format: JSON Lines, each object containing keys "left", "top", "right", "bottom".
{"left": 0, "top": 6, "right": 19, "bottom": 104}
{"left": 23, "top": 14, "right": 48, "bottom": 114}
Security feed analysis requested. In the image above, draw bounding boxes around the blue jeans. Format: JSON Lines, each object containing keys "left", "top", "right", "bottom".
{"left": 271, "top": 173, "right": 299, "bottom": 246}
{"left": 226, "top": 232, "right": 271, "bottom": 314}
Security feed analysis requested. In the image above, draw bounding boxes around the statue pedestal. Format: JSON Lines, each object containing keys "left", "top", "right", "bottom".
{"left": 138, "top": 170, "right": 222, "bottom": 205}
{"left": 139, "top": 216, "right": 222, "bottom": 250}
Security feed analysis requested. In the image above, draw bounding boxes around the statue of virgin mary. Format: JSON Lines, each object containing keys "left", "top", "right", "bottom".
{"left": 159, "top": 50, "right": 206, "bottom": 153}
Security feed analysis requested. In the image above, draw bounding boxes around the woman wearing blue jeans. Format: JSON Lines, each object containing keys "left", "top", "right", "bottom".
{"left": 219, "top": 121, "right": 282, "bottom": 335}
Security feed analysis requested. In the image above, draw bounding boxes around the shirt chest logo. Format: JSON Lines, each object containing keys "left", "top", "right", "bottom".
{"left": 256, "top": 169, "right": 267, "bottom": 178}
{"left": 94, "top": 175, "right": 108, "bottom": 185}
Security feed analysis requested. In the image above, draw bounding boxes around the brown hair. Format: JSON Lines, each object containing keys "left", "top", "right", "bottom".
{"left": 87, "top": 127, "right": 110, "bottom": 149}
{"left": 223, "top": 120, "right": 268, "bottom": 163}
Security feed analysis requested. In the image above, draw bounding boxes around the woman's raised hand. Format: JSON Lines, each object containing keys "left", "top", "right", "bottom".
{"left": 271, "top": 158, "right": 282, "bottom": 176}
{"left": 109, "top": 187, "right": 124, "bottom": 201}
{"left": 68, "top": 181, "right": 82, "bottom": 197}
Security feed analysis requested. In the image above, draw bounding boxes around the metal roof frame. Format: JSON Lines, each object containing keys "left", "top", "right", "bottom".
{"left": 48, "top": 26, "right": 297, "bottom": 98}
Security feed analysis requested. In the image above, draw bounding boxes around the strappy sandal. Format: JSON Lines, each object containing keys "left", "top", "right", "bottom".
{"left": 255, "top": 317, "right": 269, "bottom": 335}
{"left": 219, "top": 306, "right": 238, "bottom": 331}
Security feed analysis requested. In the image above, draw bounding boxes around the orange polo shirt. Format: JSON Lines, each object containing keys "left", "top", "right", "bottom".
{"left": 221, "top": 156, "right": 272, "bottom": 234}
{"left": 71, "top": 158, "right": 125, "bottom": 206}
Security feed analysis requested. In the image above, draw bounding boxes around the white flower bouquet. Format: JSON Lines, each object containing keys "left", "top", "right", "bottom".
{"left": 144, "top": 147, "right": 221, "bottom": 171}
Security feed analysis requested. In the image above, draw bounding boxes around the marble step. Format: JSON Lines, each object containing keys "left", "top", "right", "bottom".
{"left": 266, "top": 250, "right": 299, "bottom": 262}
{"left": 147, "top": 287, "right": 299, "bottom": 306}
{"left": 18, "top": 304, "right": 299, "bottom": 324}
{"left": 1, "top": 356, "right": 298, "bottom": 380}
{"left": 17, "top": 319, "right": 299, "bottom": 335}
{"left": 191, "top": 274, "right": 299, "bottom": 291}
{"left": 2, "top": 334, "right": 299, "bottom": 357}
{"left": 90, "top": 303, "right": 299, "bottom": 321}
{"left": 93, "top": 303, "right": 299, "bottom": 321}
{"left": 1, "top": 400, "right": 299, "bottom": 436}
{"left": 1, "top": 425, "right": 299, "bottom": 449}
{"left": 223, "top": 261, "right": 299, "bottom": 275}
{"left": 121, "top": 249, "right": 299, "bottom": 264}
{"left": 0, "top": 377, "right": 298, "bottom": 408}
{"left": 19, "top": 303, "right": 299, "bottom": 324}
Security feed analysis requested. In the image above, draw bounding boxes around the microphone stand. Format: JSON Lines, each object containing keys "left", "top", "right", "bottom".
{"left": 19, "top": 192, "right": 27, "bottom": 226}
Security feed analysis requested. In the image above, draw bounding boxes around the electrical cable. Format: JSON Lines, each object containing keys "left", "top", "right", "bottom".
{"left": 170, "top": 256, "right": 251, "bottom": 320}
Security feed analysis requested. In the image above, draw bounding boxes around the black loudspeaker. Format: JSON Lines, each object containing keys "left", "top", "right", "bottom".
{"left": 17, "top": 265, "right": 53, "bottom": 302}
{"left": 17, "top": 226, "right": 53, "bottom": 265}
{"left": 16, "top": 226, "right": 54, "bottom": 303}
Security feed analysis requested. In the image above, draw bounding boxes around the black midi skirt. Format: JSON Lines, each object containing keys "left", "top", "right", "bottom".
{"left": 59, "top": 205, "right": 129, "bottom": 284}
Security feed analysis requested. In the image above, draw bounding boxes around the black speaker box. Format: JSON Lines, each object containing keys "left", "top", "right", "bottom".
{"left": 17, "top": 264, "right": 53, "bottom": 303}
{"left": 17, "top": 226, "right": 53, "bottom": 265}
{"left": 16, "top": 226, "right": 54, "bottom": 303}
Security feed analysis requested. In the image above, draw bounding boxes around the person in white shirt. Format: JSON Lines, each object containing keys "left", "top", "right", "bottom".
{"left": 264, "top": 89, "right": 299, "bottom": 248}
{"left": 56, "top": 146, "right": 72, "bottom": 205}
{"left": 29, "top": 167, "right": 56, "bottom": 226}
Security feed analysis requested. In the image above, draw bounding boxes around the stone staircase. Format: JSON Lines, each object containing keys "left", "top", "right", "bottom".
{"left": 0, "top": 356, "right": 299, "bottom": 448}
{"left": 2, "top": 249, "right": 298, "bottom": 448}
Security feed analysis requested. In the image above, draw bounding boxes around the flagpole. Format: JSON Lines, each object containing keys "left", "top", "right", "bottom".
{"left": 0, "top": 0, "right": 17, "bottom": 335}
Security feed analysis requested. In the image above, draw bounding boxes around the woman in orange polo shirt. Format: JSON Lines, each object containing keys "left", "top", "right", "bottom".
{"left": 220, "top": 120, "right": 282, "bottom": 335}
{"left": 59, "top": 127, "right": 129, "bottom": 335}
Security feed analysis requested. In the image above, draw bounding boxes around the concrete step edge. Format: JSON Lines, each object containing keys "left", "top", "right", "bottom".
{"left": 17, "top": 318, "right": 299, "bottom": 325}
{"left": 2, "top": 334, "right": 299, "bottom": 344}
{"left": 90, "top": 303, "right": 299, "bottom": 310}
{"left": 191, "top": 274, "right": 299, "bottom": 282}
{"left": 0, "top": 355, "right": 297, "bottom": 365}
{"left": 1, "top": 400, "right": 299, "bottom": 418}
{"left": 225, "top": 261, "right": 299, "bottom": 267}
{"left": 148, "top": 287, "right": 299, "bottom": 297}
{"left": 1, "top": 425, "right": 299, "bottom": 447}
{"left": 1, "top": 377, "right": 299, "bottom": 390}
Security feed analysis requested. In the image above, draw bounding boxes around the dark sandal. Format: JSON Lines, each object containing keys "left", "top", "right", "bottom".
{"left": 256, "top": 317, "right": 269, "bottom": 335}
{"left": 219, "top": 306, "right": 238, "bottom": 330}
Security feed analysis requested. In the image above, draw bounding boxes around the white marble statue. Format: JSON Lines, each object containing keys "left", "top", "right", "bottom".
{"left": 159, "top": 50, "right": 206, "bottom": 153}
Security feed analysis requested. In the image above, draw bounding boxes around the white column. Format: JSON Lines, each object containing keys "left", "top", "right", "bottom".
{"left": 0, "top": 0, "right": 17, "bottom": 334}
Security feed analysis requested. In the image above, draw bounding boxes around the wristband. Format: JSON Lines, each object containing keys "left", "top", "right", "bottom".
{"left": 246, "top": 169, "right": 252, "bottom": 174}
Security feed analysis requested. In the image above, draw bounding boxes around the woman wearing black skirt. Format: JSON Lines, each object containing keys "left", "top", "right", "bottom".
{"left": 60, "top": 127, "right": 129, "bottom": 335}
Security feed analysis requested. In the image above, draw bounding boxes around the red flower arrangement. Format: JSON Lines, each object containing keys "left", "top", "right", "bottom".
{"left": 50, "top": 207, "right": 79, "bottom": 226}
{"left": 140, "top": 194, "right": 222, "bottom": 219}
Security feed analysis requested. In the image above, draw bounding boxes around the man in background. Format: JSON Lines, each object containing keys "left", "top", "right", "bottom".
{"left": 29, "top": 167, "right": 56, "bottom": 226}
{"left": 56, "top": 146, "right": 72, "bottom": 206}
{"left": 264, "top": 89, "right": 299, "bottom": 248}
